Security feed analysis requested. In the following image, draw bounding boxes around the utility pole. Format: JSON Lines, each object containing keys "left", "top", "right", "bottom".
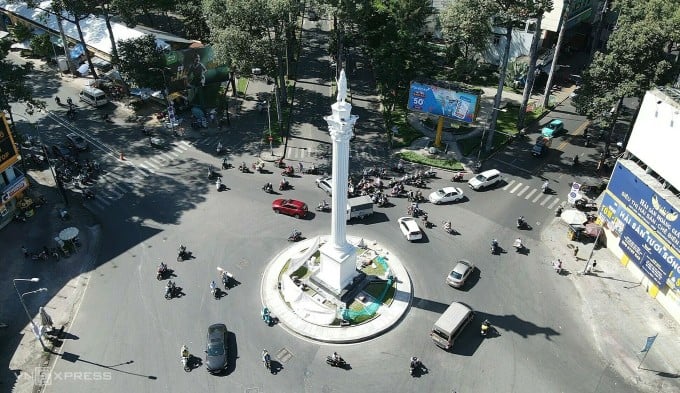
{"left": 542, "top": 0, "right": 571, "bottom": 108}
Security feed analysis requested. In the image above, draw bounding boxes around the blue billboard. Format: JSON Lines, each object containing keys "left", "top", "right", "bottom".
{"left": 407, "top": 82, "right": 479, "bottom": 123}
{"left": 600, "top": 162, "right": 680, "bottom": 290}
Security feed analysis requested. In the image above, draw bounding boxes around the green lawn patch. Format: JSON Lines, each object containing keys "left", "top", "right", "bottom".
{"left": 364, "top": 282, "right": 396, "bottom": 306}
{"left": 236, "top": 78, "right": 249, "bottom": 97}
{"left": 291, "top": 265, "right": 308, "bottom": 279}
{"left": 361, "top": 258, "right": 386, "bottom": 276}
{"left": 396, "top": 151, "right": 464, "bottom": 171}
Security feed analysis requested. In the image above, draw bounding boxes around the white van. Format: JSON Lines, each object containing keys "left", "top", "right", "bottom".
{"left": 431, "top": 302, "right": 474, "bottom": 349}
{"left": 346, "top": 195, "right": 373, "bottom": 221}
{"left": 79, "top": 86, "right": 108, "bottom": 107}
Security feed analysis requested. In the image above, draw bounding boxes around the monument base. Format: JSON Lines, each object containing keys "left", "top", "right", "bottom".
{"left": 315, "top": 242, "right": 358, "bottom": 296}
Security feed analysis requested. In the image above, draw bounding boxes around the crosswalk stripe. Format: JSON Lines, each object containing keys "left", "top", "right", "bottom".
{"left": 509, "top": 183, "right": 523, "bottom": 194}
{"left": 93, "top": 195, "right": 110, "bottom": 206}
{"left": 139, "top": 163, "right": 156, "bottom": 173}
{"left": 179, "top": 141, "right": 192, "bottom": 148}
{"left": 525, "top": 189, "right": 537, "bottom": 200}
{"left": 532, "top": 192, "right": 543, "bottom": 203}
{"left": 503, "top": 179, "right": 516, "bottom": 190}
{"left": 540, "top": 195, "right": 552, "bottom": 206}
{"left": 516, "top": 185, "right": 529, "bottom": 197}
{"left": 547, "top": 198, "right": 560, "bottom": 209}
{"left": 161, "top": 152, "right": 175, "bottom": 161}
{"left": 149, "top": 157, "right": 163, "bottom": 166}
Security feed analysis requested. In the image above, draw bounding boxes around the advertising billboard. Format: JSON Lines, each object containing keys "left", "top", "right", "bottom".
{"left": 0, "top": 114, "right": 20, "bottom": 173}
{"left": 162, "top": 46, "right": 231, "bottom": 107}
{"left": 407, "top": 82, "right": 479, "bottom": 124}
{"left": 599, "top": 162, "right": 680, "bottom": 290}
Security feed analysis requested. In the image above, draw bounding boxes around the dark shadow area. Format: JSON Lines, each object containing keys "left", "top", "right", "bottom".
{"left": 60, "top": 351, "right": 157, "bottom": 379}
{"left": 410, "top": 297, "right": 451, "bottom": 314}
{"left": 347, "top": 211, "right": 390, "bottom": 225}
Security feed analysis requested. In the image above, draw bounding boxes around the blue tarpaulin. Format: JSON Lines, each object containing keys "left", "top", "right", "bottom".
{"left": 69, "top": 43, "right": 84, "bottom": 59}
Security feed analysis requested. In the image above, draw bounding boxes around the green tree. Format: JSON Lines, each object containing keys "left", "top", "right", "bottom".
{"left": 117, "top": 34, "right": 167, "bottom": 89}
{"left": 30, "top": 34, "right": 53, "bottom": 59}
{"left": 573, "top": 0, "right": 678, "bottom": 127}
{"left": 204, "top": 0, "right": 302, "bottom": 125}
{"left": 439, "top": 0, "right": 494, "bottom": 82}
{"left": 0, "top": 40, "right": 44, "bottom": 122}
{"left": 174, "top": 2, "right": 211, "bottom": 43}
{"left": 354, "top": 0, "right": 436, "bottom": 144}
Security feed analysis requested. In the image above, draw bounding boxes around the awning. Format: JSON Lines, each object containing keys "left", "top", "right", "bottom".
{"left": 10, "top": 41, "right": 31, "bottom": 50}
{"left": 0, "top": 31, "right": 10, "bottom": 39}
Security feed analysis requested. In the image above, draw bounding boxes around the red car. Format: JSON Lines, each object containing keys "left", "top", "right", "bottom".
{"left": 272, "top": 199, "right": 308, "bottom": 218}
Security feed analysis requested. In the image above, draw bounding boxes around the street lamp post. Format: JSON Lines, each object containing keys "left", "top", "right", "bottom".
{"left": 150, "top": 67, "right": 174, "bottom": 134}
{"left": 265, "top": 100, "right": 273, "bottom": 156}
{"left": 476, "top": 107, "right": 507, "bottom": 167}
{"left": 13, "top": 278, "right": 48, "bottom": 351}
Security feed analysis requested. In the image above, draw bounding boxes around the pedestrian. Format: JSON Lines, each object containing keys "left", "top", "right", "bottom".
{"left": 298, "top": 162, "right": 303, "bottom": 173}
{"left": 573, "top": 246, "right": 579, "bottom": 257}
{"left": 22, "top": 245, "right": 29, "bottom": 258}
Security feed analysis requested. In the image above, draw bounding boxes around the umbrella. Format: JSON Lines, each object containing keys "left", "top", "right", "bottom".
{"left": 59, "top": 227, "right": 79, "bottom": 241}
{"left": 560, "top": 209, "right": 587, "bottom": 225}
{"left": 585, "top": 223, "right": 603, "bottom": 238}
{"left": 77, "top": 63, "right": 90, "bottom": 75}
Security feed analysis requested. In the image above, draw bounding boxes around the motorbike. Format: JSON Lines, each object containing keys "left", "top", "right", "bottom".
{"left": 177, "top": 246, "right": 189, "bottom": 261}
{"left": 288, "top": 230, "right": 302, "bottom": 242}
{"left": 304, "top": 167, "right": 319, "bottom": 175}
{"left": 211, "top": 286, "right": 219, "bottom": 299}
{"left": 208, "top": 166, "right": 219, "bottom": 180}
{"left": 221, "top": 158, "right": 230, "bottom": 170}
{"left": 422, "top": 167, "right": 437, "bottom": 178}
{"left": 316, "top": 201, "right": 330, "bottom": 212}
{"left": 181, "top": 353, "right": 191, "bottom": 372}
{"left": 490, "top": 240, "right": 499, "bottom": 255}
{"left": 451, "top": 172, "right": 465, "bottom": 182}
{"left": 513, "top": 239, "right": 524, "bottom": 253}
{"left": 553, "top": 260, "right": 563, "bottom": 274}
{"left": 555, "top": 205, "right": 564, "bottom": 217}
{"left": 279, "top": 180, "right": 290, "bottom": 191}
{"left": 157, "top": 265, "right": 168, "bottom": 280}
{"left": 165, "top": 281, "right": 177, "bottom": 299}
{"left": 421, "top": 214, "right": 431, "bottom": 228}
{"left": 215, "top": 178, "right": 223, "bottom": 191}
{"left": 326, "top": 355, "right": 347, "bottom": 368}
{"left": 262, "top": 352, "right": 271, "bottom": 370}
{"left": 282, "top": 166, "right": 294, "bottom": 177}
{"left": 481, "top": 320, "right": 491, "bottom": 337}
{"left": 391, "top": 164, "right": 406, "bottom": 173}
{"left": 262, "top": 183, "right": 274, "bottom": 193}
{"left": 409, "top": 358, "right": 425, "bottom": 377}
{"left": 31, "top": 250, "right": 48, "bottom": 261}
{"left": 443, "top": 221, "right": 453, "bottom": 234}
{"left": 516, "top": 217, "right": 531, "bottom": 230}
{"left": 573, "top": 156, "right": 580, "bottom": 166}
{"left": 222, "top": 272, "right": 232, "bottom": 290}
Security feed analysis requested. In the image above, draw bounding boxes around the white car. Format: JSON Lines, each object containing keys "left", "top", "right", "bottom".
{"left": 397, "top": 217, "right": 423, "bottom": 242}
{"left": 429, "top": 187, "right": 464, "bottom": 204}
{"left": 316, "top": 176, "right": 332, "bottom": 195}
{"left": 468, "top": 169, "right": 502, "bottom": 190}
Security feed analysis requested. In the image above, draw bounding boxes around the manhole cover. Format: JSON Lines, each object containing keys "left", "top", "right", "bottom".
{"left": 276, "top": 347, "right": 294, "bottom": 363}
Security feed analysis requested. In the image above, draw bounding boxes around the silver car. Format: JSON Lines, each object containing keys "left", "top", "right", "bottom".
{"left": 446, "top": 260, "right": 474, "bottom": 288}
{"left": 316, "top": 176, "right": 332, "bottom": 195}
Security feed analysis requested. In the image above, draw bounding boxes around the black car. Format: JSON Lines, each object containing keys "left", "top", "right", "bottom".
{"left": 205, "top": 323, "right": 228, "bottom": 374}
{"left": 51, "top": 144, "right": 74, "bottom": 159}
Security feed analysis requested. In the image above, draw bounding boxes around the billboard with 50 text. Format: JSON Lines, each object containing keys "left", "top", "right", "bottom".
{"left": 407, "top": 82, "right": 479, "bottom": 124}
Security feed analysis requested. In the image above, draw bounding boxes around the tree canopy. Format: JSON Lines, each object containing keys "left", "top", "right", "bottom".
{"left": 573, "top": 0, "right": 679, "bottom": 123}
{"left": 0, "top": 40, "right": 41, "bottom": 111}
{"left": 117, "top": 34, "right": 167, "bottom": 89}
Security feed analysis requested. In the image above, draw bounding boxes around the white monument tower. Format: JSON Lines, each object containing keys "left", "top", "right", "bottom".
{"left": 316, "top": 70, "right": 359, "bottom": 295}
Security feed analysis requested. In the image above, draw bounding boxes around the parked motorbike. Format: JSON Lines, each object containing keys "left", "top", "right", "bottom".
{"left": 288, "top": 229, "right": 302, "bottom": 242}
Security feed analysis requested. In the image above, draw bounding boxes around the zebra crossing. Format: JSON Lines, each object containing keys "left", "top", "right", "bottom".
{"left": 189, "top": 135, "right": 383, "bottom": 161}
{"left": 85, "top": 141, "right": 193, "bottom": 211}
{"left": 502, "top": 179, "right": 563, "bottom": 210}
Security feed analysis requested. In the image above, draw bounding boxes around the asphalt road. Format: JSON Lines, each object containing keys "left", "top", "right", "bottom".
{"left": 14, "top": 52, "right": 638, "bottom": 393}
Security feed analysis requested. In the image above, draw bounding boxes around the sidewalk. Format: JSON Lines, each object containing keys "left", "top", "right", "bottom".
{"left": 1, "top": 161, "right": 102, "bottom": 392}
{"left": 543, "top": 218, "right": 680, "bottom": 393}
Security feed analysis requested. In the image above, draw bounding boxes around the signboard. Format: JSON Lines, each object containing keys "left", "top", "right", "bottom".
{"left": 608, "top": 163, "right": 680, "bottom": 251}
{"left": 407, "top": 82, "right": 479, "bottom": 124}
{"left": 1, "top": 177, "right": 28, "bottom": 203}
{"left": 600, "top": 165, "right": 680, "bottom": 291}
{"left": 163, "top": 46, "right": 230, "bottom": 107}
{"left": 0, "top": 114, "right": 20, "bottom": 173}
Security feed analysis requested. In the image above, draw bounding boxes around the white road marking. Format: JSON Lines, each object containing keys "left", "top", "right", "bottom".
{"left": 503, "top": 179, "right": 516, "bottom": 190}
{"left": 525, "top": 189, "right": 537, "bottom": 200}
{"left": 548, "top": 198, "right": 560, "bottom": 209}
{"left": 540, "top": 195, "right": 552, "bottom": 206}
{"left": 510, "top": 182, "right": 523, "bottom": 194}
{"left": 516, "top": 185, "right": 530, "bottom": 197}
